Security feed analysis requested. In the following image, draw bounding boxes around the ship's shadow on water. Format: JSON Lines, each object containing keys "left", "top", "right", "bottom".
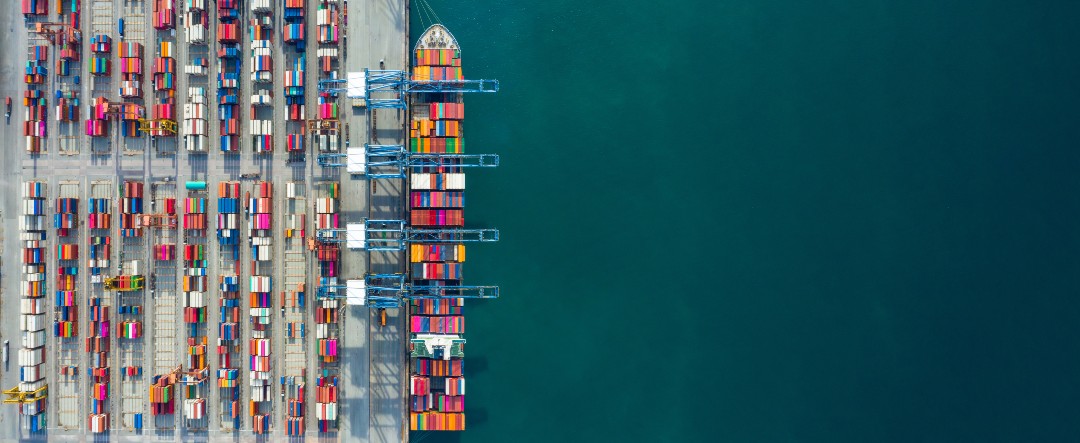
{"left": 465, "top": 355, "right": 487, "bottom": 376}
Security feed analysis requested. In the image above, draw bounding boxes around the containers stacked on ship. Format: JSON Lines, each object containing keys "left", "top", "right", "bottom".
{"left": 216, "top": 181, "right": 243, "bottom": 429}
{"left": 184, "top": 0, "right": 209, "bottom": 44}
{"left": 182, "top": 183, "right": 210, "bottom": 425}
{"left": 409, "top": 28, "right": 470, "bottom": 432}
{"left": 150, "top": 41, "right": 177, "bottom": 138}
{"left": 184, "top": 87, "right": 208, "bottom": 152}
{"left": 313, "top": 182, "right": 340, "bottom": 433}
{"left": 217, "top": 1, "right": 242, "bottom": 153}
{"left": 119, "top": 42, "right": 143, "bottom": 99}
{"left": 246, "top": 181, "right": 274, "bottom": 432}
{"left": 153, "top": 0, "right": 176, "bottom": 30}
{"left": 19, "top": 181, "right": 48, "bottom": 430}
{"left": 87, "top": 182, "right": 113, "bottom": 433}
{"left": 89, "top": 35, "right": 111, "bottom": 76}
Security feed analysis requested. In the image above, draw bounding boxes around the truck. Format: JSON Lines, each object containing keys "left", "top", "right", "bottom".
{"left": 118, "top": 18, "right": 125, "bottom": 38}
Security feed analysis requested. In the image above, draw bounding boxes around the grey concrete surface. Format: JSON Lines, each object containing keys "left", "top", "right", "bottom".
{"left": 0, "top": 0, "right": 412, "bottom": 440}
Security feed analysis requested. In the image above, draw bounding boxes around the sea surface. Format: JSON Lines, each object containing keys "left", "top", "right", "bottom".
{"left": 410, "top": 1, "right": 1080, "bottom": 441}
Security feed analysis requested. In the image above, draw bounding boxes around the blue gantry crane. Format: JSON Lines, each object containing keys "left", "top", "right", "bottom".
{"left": 315, "top": 219, "right": 498, "bottom": 251}
{"left": 316, "top": 273, "right": 499, "bottom": 308}
{"left": 318, "top": 69, "right": 499, "bottom": 109}
{"left": 317, "top": 144, "right": 498, "bottom": 178}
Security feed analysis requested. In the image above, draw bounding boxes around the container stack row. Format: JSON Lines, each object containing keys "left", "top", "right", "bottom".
{"left": 314, "top": 183, "right": 340, "bottom": 433}
{"left": 285, "top": 57, "right": 305, "bottom": 122}
{"left": 250, "top": 38, "right": 272, "bottom": 83}
{"left": 149, "top": 41, "right": 177, "bottom": 137}
{"left": 24, "top": 46, "right": 48, "bottom": 153}
{"left": 153, "top": 0, "right": 176, "bottom": 29}
{"left": 217, "top": 1, "right": 241, "bottom": 152}
{"left": 119, "top": 42, "right": 144, "bottom": 99}
{"left": 55, "top": 90, "right": 80, "bottom": 123}
{"left": 86, "top": 96, "right": 109, "bottom": 137}
{"left": 21, "top": 0, "right": 47, "bottom": 16}
{"left": 216, "top": 181, "right": 243, "bottom": 428}
{"left": 184, "top": 87, "right": 209, "bottom": 151}
{"left": 315, "top": 0, "right": 339, "bottom": 74}
{"left": 87, "top": 187, "right": 112, "bottom": 432}
{"left": 315, "top": 2, "right": 339, "bottom": 44}
{"left": 120, "top": 181, "right": 145, "bottom": 238}
{"left": 89, "top": 35, "right": 111, "bottom": 76}
{"left": 315, "top": 376, "right": 338, "bottom": 432}
{"left": 19, "top": 181, "right": 48, "bottom": 430}
{"left": 283, "top": 0, "right": 305, "bottom": 50}
{"left": 409, "top": 47, "right": 470, "bottom": 432}
{"left": 247, "top": 182, "right": 274, "bottom": 431}
{"left": 55, "top": 197, "right": 79, "bottom": 342}
{"left": 184, "top": 0, "right": 209, "bottom": 44}
{"left": 183, "top": 186, "right": 210, "bottom": 421}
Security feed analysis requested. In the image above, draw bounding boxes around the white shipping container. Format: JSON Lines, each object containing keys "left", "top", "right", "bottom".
{"left": 183, "top": 398, "right": 206, "bottom": 419}
{"left": 250, "top": 0, "right": 271, "bottom": 13}
{"left": 20, "top": 298, "right": 45, "bottom": 314}
{"left": 19, "top": 380, "right": 46, "bottom": 394}
{"left": 18, "top": 347, "right": 45, "bottom": 366}
{"left": 249, "top": 276, "right": 272, "bottom": 292}
{"left": 20, "top": 364, "right": 43, "bottom": 382}
{"left": 316, "top": 403, "right": 337, "bottom": 421}
{"left": 184, "top": 292, "right": 206, "bottom": 308}
{"left": 22, "top": 330, "right": 45, "bottom": 348}
{"left": 20, "top": 314, "right": 46, "bottom": 332}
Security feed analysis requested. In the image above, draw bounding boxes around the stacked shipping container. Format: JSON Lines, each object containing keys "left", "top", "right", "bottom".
{"left": 217, "top": 1, "right": 242, "bottom": 152}
{"left": 409, "top": 46, "right": 470, "bottom": 432}
{"left": 19, "top": 181, "right": 48, "bottom": 431}
{"left": 183, "top": 186, "right": 211, "bottom": 420}
{"left": 247, "top": 182, "right": 274, "bottom": 432}
{"left": 88, "top": 185, "right": 112, "bottom": 432}
{"left": 184, "top": 87, "right": 208, "bottom": 151}
{"left": 217, "top": 181, "right": 243, "bottom": 427}
{"left": 119, "top": 42, "right": 144, "bottom": 99}
{"left": 55, "top": 196, "right": 79, "bottom": 343}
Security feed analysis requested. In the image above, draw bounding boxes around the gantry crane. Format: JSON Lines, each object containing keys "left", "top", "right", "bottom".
{"left": 317, "top": 144, "right": 499, "bottom": 178}
{"left": 317, "top": 273, "right": 499, "bottom": 307}
{"left": 31, "top": 22, "right": 82, "bottom": 46}
{"left": 318, "top": 69, "right": 499, "bottom": 109}
{"left": 2, "top": 384, "right": 48, "bottom": 404}
{"left": 139, "top": 118, "right": 178, "bottom": 135}
{"left": 140, "top": 213, "right": 177, "bottom": 228}
{"left": 315, "top": 219, "right": 497, "bottom": 251}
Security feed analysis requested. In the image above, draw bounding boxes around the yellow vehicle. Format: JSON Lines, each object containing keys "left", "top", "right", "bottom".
{"left": 104, "top": 275, "right": 145, "bottom": 291}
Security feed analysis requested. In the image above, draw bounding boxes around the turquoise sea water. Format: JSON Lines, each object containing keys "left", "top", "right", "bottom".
{"left": 412, "top": 1, "right": 1080, "bottom": 441}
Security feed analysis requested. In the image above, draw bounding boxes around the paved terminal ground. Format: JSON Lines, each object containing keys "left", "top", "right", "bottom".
{"left": 0, "top": 0, "right": 408, "bottom": 441}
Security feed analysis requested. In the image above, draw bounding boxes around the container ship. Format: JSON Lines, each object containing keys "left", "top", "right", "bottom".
{"left": 408, "top": 24, "right": 468, "bottom": 432}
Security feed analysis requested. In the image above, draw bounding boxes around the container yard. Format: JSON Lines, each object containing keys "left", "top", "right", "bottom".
{"left": 0, "top": 0, "right": 499, "bottom": 441}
